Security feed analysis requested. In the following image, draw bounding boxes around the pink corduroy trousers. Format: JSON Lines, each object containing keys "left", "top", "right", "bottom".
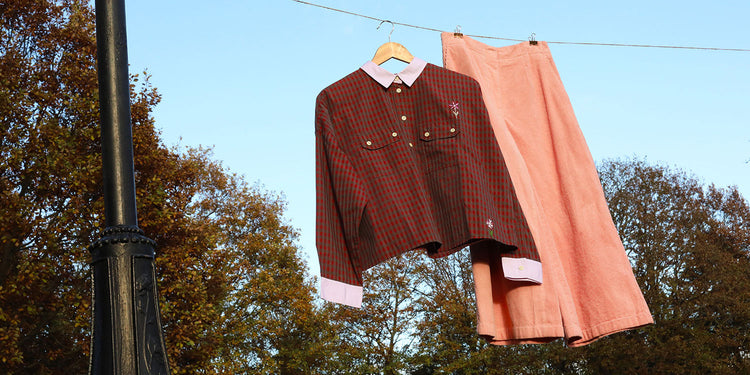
{"left": 442, "top": 33, "right": 653, "bottom": 347}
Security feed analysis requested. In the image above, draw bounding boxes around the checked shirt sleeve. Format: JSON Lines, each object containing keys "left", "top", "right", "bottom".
{"left": 315, "top": 91, "right": 369, "bottom": 308}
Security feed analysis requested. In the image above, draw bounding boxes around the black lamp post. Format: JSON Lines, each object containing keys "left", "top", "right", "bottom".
{"left": 88, "top": 0, "right": 170, "bottom": 373}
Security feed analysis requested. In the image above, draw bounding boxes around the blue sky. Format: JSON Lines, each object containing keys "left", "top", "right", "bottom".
{"left": 123, "top": 0, "right": 750, "bottom": 278}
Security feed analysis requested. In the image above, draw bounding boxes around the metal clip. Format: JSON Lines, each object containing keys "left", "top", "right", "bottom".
{"left": 454, "top": 25, "right": 463, "bottom": 38}
{"left": 529, "top": 32, "right": 538, "bottom": 45}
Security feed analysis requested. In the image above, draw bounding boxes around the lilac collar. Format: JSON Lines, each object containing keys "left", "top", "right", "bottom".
{"left": 360, "top": 57, "right": 427, "bottom": 88}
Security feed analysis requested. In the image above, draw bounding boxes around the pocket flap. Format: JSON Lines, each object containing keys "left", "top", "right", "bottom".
{"left": 420, "top": 124, "right": 460, "bottom": 141}
{"left": 362, "top": 131, "right": 400, "bottom": 150}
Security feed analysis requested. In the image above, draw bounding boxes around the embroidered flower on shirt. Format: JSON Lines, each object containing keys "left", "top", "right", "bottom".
{"left": 450, "top": 101, "right": 460, "bottom": 118}
{"left": 486, "top": 218, "right": 494, "bottom": 236}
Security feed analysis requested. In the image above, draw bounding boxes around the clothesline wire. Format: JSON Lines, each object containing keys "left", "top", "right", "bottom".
{"left": 291, "top": 0, "right": 750, "bottom": 52}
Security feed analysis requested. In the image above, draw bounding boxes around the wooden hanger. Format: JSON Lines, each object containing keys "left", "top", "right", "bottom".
{"left": 372, "top": 21, "right": 414, "bottom": 65}
{"left": 372, "top": 42, "right": 414, "bottom": 64}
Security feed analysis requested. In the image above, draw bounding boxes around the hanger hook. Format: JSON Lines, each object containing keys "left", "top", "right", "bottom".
{"left": 377, "top": 20, "right": 395, "bottom": 43}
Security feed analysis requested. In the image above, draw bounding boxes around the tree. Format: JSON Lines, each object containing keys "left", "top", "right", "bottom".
{"left": 408, "top": 249, "right": 491, "bottom": 374}
{"left": 326, "top": 250, "right": 426, "bottom": 374}
{"left": 406, "top": 250, "right": 580, "bottom": 375}
{"left": 591, "top": 157, "right": 750, "bottom": 374}
{"left": 1, "top": 1, "right": 333, "bottom": 373}
{"left": 1, "top": 1, "right": 101, "bottom": 372}
{"left": 403, "top": 158, "right": 750, "bottom": 374}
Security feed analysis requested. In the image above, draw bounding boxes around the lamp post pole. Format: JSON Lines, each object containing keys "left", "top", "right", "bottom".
{"left": 88, "top": 0, "right": 170, "bottom": 373}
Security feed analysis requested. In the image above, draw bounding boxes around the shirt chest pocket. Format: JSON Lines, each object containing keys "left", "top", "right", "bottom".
{"left": 418, "top": 118, "right": 461, "bottom": 173}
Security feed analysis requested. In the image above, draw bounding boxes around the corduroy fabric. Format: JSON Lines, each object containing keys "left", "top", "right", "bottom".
{"left": 442, "top": 33, "right": 653, "bottom": 347}
{"left": 316, "top": 61, "right": 541, "bottom": 307}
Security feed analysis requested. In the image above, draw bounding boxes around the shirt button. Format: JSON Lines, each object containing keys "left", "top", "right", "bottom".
{"left": 424, "top": 131, "right": 430, "bottom": 137}
{"left": 518, "top": 266, "right": 525, "bottom": 271}
{"left": 366, "top": 140, "right": 372, "bottom": 146}
{"left": 391, "top": 132, "right": 398, "bottom": 137}
{"left": 409, "top": 142, "right": 413, "bottom": 147}
{"left": 396, "top": 88, "right": 402, "bottom": 93}
{"left": 450, "top": 128, "right": 456, "bottom": 133}
{"left": 401, "top": 115, "right": 407, "bottom": 121}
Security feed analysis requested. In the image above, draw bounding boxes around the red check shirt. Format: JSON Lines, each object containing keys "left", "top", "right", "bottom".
{"left": 316, "top": 58, "right": 541, "bottom": 307}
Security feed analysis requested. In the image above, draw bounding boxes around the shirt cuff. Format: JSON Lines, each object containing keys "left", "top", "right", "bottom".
{"left": 320, "top": 277, "right": 363, "bottom": 308}
{"left": 501, "top": 257, "right": 543, "bottom": 284}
